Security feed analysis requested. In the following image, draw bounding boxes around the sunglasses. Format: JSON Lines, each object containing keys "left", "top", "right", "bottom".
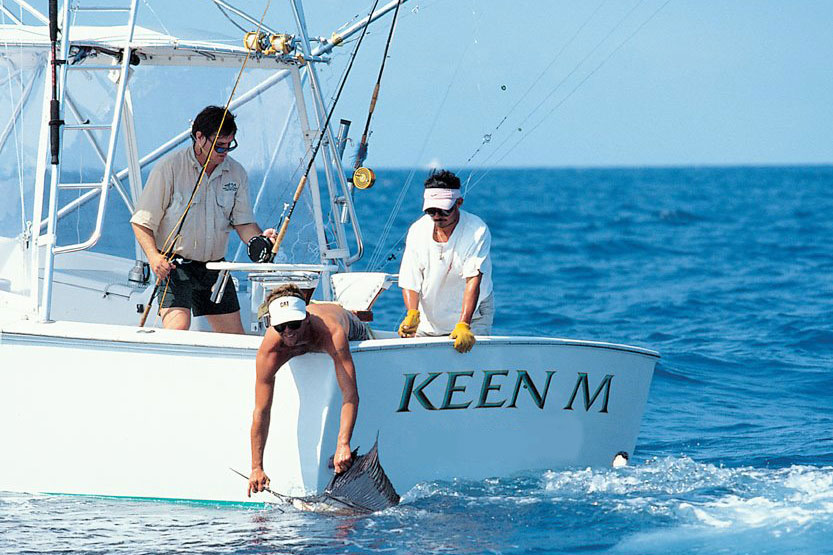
{"left": 194, "top": 133, "right": 238, "bottom": 154}
{"left": 273, "top": 319, "right": 303, "bottom": 333}
{"left": 425, "top": 207, "right": 454, "bottom": 217}
{"left": 212, "top": 138, "right": 238, "bottom": 153}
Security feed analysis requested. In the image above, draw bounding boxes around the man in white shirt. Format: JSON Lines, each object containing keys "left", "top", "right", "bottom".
{"left": 397, "top": 170, "right": 494, "bottom": 353}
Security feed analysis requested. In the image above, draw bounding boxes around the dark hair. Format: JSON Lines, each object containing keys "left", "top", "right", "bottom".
{"left": 191, "top": 105, "right": 237, "bottom": 141}
{"left": 424, "top": 169, "right": 460, "bottom": 190}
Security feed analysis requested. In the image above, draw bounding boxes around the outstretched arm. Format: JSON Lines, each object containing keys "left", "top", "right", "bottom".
{"left": 248, "top": 345, "right": 282, "bottom": 496}
{"left": 328, "top": 332, "right": 360, "bottom": 474}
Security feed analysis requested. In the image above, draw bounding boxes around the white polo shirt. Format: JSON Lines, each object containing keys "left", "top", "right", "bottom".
{"left": 130, "top": 146, "right": 255, "bottom": 262}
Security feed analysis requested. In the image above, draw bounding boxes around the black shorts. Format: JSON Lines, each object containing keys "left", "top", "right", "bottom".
{"left": 157, "top": 259, "right": 240, "bottom": 317}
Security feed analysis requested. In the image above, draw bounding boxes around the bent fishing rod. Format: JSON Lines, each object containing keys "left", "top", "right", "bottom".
{"left": 249, "top": 0, "right": 381, "bottom": 262}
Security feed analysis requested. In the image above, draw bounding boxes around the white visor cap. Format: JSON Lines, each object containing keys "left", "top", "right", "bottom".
{"left": 268, "top": 295, "right": 307, "bottom": 326}
{"left": 423, "top": 188, "right": 461, "bottom": 211}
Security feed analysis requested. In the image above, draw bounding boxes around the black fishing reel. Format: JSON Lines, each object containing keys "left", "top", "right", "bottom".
{"left": 247, "top": 235, "right": 274, "bottom": 263}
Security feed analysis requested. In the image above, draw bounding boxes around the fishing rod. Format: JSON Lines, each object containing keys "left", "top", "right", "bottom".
{"left": 137, "top": 131, "right": 221, "bottom": 327}
{"left": 48, "top": 0, "right": 62, "bottom": 165}
{"left": 248, "top": 0, "right": 381, "bottom": 263}
{"left": 350, "top": 0, "right": 403, "bottom": 191}
{"left": 139, "top": 1, "right": 273, "bottom": 327}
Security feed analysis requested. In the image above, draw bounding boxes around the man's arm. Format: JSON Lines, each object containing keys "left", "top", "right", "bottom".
{"left": 449, "top": 272, "right": 482, "bottom": 353}
{"left": 459, "top": 272, "right": 483, "bottom": 325}
{"left": 131, "top": 223, "right": 175, "bottom": 280}
{"left": 325, "top": 329, "right": 359, "bottom": 474}
{"left": 402, "top": 288, "right": 419, "bottom": 311}
{"left": 398, "top": 289, "right": 421, "bottom": 337}
{"left": 248, "top": 342, "right": 283, "bottom": 496}
{"left": 234, "top": 223, "right": 278, "bottom": 245}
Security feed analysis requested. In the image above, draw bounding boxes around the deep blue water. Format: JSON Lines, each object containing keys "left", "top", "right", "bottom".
{"left": 3, "top": 166, "right": 833, "bottom": 553}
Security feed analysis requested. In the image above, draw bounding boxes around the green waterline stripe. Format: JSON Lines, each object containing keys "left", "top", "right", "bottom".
{"left": 44, "top": 491, "right": 271, "bottom": 509}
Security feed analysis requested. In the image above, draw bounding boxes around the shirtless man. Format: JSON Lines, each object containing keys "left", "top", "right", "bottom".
{"left": 247, "top": 284, "right": 372, "bottom": 497}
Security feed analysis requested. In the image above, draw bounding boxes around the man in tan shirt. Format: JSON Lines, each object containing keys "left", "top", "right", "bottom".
{"left": 130, "top": 106, "right": 274, "bottom": 333}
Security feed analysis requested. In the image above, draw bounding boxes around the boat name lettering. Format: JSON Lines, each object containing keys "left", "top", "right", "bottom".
{"left": 397, "top": 370, "right": 613, "bottom": 413}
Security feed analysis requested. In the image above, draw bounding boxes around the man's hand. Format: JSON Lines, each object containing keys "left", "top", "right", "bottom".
{"left": 248, "top": 468, "right": 270, "bottom": 497}
{"left": 450, "top": 322, "right": 476, "bottom": 353}
{"left": 262, "top": 228, "right": 277, "bottom": 241}
{"left": 333, "top": 442, "right": 354, "bottom": 474}
{"left": 398, "top": 309, "right": 420, "bottom": 338}
{"left": 149, "top": 252, "right": 176, "bottom": 280}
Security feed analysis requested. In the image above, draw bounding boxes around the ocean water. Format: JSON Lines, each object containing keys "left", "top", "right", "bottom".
{"left": 3, "top": 166, "right": 833, "bottom": 553}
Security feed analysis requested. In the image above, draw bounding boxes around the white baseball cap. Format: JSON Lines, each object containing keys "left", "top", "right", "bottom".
{"left": 268, "top": 295, "right": 307, "bottom": 326}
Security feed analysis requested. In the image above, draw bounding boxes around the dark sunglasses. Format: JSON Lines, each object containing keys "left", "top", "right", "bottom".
{"left": 425, "top": 207, "right": 454, "bottom": 217}
{"left": 273, "top": 319, "right": 303, "bottom": 333}
{"left": 212, "top": 138, "right": 238, "bottom": 153}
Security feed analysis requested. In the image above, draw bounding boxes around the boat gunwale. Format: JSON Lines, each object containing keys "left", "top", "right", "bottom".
{"left": 0, "top": 320, "right": 660, "bottom": 360}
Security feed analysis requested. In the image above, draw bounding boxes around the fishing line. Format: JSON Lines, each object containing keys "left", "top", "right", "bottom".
{"left": 140, "top": 0, "right": 171, "bottom": 37}
{"left": 6, "top": 8, "right": 28, "bottom": 232}
{"left": 367, "top": 37, "right": 473, "bottom": 271}
{"left": 214, "top": 3, "right": 249, "bottom": 34}
{"left": 140, "top": 0, "right": 273, "bottom": 327}
{"left": 466, "top": 0, "right": 671, "bottom": 195}
{"left": 468, "top": 0, "right": 646, "bottom": 184}
{"left": 462, "top": 0, "right": 608, "bottom": 170}
{"left": 4, "top": 53, "right": 26, "bottom": 231}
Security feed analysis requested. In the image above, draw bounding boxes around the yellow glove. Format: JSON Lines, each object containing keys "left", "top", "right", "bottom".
{"left": 398, "top": 309, "right": 420, "bottom": 337}
{"left": 450, "top": 322, "right": 476, "bottom": 353}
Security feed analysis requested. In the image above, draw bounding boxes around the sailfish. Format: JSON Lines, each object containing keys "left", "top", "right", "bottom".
{"left": 237, "top": 438, "right": 400, "bottom": 515}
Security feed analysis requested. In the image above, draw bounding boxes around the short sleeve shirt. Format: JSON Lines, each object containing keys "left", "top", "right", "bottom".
{"left": 398, "top": 210, "right": 493, "bottom": 335}
{"left": 130, "top": 146, "right": 255, "bottom": 262}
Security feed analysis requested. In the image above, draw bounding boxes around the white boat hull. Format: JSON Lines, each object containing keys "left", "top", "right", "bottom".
{"left": 0, "top": 320, "right": 657, "bottom": 504}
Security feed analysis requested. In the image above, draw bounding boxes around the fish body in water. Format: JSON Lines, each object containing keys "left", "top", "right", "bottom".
{"left": 269, "top": 439, "right": 400, "bottom": 515}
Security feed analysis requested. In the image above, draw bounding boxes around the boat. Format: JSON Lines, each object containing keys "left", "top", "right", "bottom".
{"left": 0, "top": 0, "right": 658, "bottom": 504}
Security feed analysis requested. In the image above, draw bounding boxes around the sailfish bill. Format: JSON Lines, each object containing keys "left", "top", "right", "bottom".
{"left": 250, "top": 438, "right": 400, "bottom": 515}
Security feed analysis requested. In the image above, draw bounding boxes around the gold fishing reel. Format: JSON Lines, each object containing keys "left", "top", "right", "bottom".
{"left": 243, "top": 31, "right": 268, "bottom": 52}
{"left": 352, "top": 167, "right": 376, "bottom": 190}
{"left": 244, "top": 32, "right": 295, "bottom": 56}
{"left": 267, "top": 34, "right": 294, "bottom": 55}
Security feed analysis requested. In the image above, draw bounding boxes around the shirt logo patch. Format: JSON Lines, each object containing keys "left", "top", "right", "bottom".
{"left": 223, "top": 182, "right": 238, "bottom": 192}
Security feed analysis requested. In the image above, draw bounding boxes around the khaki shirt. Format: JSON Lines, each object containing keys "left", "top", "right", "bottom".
{"left": 130, "top": 146, "right": 255, "bottom": 261}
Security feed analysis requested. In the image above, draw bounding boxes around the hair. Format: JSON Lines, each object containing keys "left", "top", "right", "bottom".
{"left": 191, "top": 105, "right": 237, "bottom": 141}
{"left": 258, "top": 283, "right": 307, "bottom": 320}
{"left": 424, "top": 169, "right": 461, "bottom": 190}
{"left": 265, "top": 283, "right": 307, "bottom": 306}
